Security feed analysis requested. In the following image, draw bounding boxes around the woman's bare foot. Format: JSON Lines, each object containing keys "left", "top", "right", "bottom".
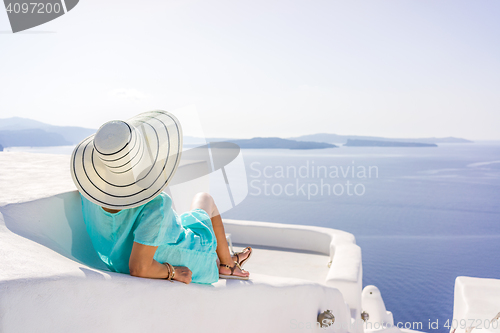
{"left": 219, "top": 262, "right": 250, "bottom": 278}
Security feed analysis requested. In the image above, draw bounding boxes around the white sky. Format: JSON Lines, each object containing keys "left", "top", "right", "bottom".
{"left": 1, "top": 0, "right": 499, "bottom": 140}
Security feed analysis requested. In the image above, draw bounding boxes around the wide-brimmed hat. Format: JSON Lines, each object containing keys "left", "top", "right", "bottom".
{"left": 70, "top": 110, "right": 183, "bottom": 210}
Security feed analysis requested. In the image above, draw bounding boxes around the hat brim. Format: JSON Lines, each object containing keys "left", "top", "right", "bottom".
{"left": 70, "top": 110, "right": 183, "bottom": 210}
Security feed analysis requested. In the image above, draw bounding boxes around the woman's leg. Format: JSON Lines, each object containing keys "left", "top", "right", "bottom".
{"left": 190, "top": 192, "right": 250, "bottom": 278}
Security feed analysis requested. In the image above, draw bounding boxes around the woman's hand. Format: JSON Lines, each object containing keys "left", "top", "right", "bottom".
{"left": 172, "top": 266, "right": 192, "bottom": 284}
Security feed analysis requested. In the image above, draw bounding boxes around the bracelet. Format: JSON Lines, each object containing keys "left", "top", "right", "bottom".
{"left": 170, "top": 265, "right": 175, "bottom": 280}
{"left": 163, "top": 262, "right": 175, "bottom": 282}
{"left": 164, "top": 263, "right": 172, "bottom": 282}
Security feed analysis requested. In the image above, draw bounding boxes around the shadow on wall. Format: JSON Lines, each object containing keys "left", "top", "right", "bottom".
{"left": 0, "top": 191, "right": 109, "bottom": 271}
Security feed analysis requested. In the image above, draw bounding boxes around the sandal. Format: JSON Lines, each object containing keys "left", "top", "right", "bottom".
{"left": 219, "top": 262, "right": 249, "bottom": 280}
{"left": 233, "top": 247, "right": 252, "bottom": 268}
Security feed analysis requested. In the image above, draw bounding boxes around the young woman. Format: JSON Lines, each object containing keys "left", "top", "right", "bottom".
{"left": 71, "top": 110, "right": 252, "bottom": 284}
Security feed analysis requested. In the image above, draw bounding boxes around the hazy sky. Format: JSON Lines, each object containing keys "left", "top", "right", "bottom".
{"left": 1, "top": 0, "right": 499, "bottom": 140}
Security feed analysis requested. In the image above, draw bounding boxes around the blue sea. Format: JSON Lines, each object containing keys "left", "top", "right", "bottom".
{"left": 222, "top": 142, "right": 500, "bottom": 333}
{"left": 9, "top": 142, "right": 500, "bottom": 332}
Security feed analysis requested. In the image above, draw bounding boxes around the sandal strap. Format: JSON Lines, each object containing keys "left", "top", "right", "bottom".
{"left": 235, "top": 247, "right": 250, "bottom": 255}
{"left": 220, "top": 263, "right": 235, "bottom": 275}
{"left": 234, "top": 262, "right": 243, "bottom": 270}
{"left": 220, "top": 261, "right": 243, "bottom": 275}
{"left": 234, "top": 247, "right": 251, "bottom": 264}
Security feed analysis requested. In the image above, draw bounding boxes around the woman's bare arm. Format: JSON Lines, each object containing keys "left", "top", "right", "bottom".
{"left": 129, "top": 242, "right": 192, "bottom": 283}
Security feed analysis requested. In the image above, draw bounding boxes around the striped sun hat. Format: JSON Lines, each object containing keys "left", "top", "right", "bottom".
{"left": 70, "top": 110, "right": 183, "bottom": 210}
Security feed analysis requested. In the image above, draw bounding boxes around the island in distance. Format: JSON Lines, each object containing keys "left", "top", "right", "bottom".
{"left": 290, "top": 133, "right": 472, "bottom": 144}
{"left": 227, "top": 137, "right": 337, "bottom": 150}
{"left": 344, "top": 139, "right": 437, "bottom": 147}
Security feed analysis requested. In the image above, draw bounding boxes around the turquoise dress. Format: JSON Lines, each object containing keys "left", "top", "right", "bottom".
{"left": 80, "top": 192, "right": 219, "bottom": 284}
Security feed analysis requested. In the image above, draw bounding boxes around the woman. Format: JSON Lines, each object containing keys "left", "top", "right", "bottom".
{"left": 71, "top": 110, "right": 252, "bottom": 284}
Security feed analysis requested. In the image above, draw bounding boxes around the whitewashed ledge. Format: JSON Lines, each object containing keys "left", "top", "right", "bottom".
{"left": 451, "top": 277, "right": 500, "bottom": 333}
{"left": 0, "top": 152, "right": 361, "bottom": 333}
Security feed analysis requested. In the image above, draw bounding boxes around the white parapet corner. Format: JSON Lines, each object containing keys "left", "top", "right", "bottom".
{"left": 451, "top": 276, "right": 500, "bottom": 333}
